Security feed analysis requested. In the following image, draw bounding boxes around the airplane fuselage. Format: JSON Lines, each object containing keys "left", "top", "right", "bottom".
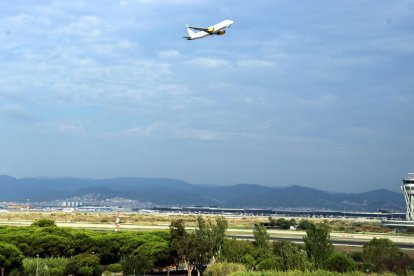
{"left": 185, "top": 20, "right": 234, "bottom": 40}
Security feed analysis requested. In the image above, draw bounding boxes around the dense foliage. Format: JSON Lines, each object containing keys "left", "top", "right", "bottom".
{"left": 324, "top": 253, "right": 355, "bottom": 273}
{"left": 230, "top": 270, "right": 370, "bottom": 276}
{"left": 0, "top": 242, "right": 24, "bottom": 274}
{"left": 204, "top": 262, "right": 246, "bottom": 276}
{"left": 0, "top": 218, "right": 411, "bottom": 275}
{"left": 170, "top": 216, "right": 228, "bottom": 276}
{"left": 362, "top": 237, "right": 412, "bottom": 274}
{"left": 23, "top": 257, "right": 68, "bottom": 275}
{"left": 303, "top": 222, "right": 334, "bottom": 268}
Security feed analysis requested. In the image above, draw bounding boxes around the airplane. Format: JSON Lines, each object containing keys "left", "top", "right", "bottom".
{"left": 183, "top": 20, "right": 234, "bottom": 40}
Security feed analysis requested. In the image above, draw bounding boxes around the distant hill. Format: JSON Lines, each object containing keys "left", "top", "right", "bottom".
{"left": 0, "top": 175, "right": 405, "bottom": 211}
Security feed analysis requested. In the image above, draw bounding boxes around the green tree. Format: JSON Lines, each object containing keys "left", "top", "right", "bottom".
{"left": 268, "top": 217, "right": 277, "bottom": 228}
{"left": 65, "top": 253, "right": 102, "bottom": 276}
{"left": 278, "top": 218, "right": 296, "bottom": 229}
{"left": 129, "top": 239, "right": 172, "bottom": 274}
{"left": 193, "top": 216, "right": 228, "bottom": 275}
{"left": 31, "top": 219, "right": 56, "bottom": 227}
{"left": 273, "top": 240, "right": 312, "bottom": 271}
{"left": 362, "top": 238, "right": 412, "bottom": 274}
{"left": 121, "top": 250, "right": 154, "bottom": 276}
{"left": 210, "top": 216, "right": 228, "bottom": 261}
{"left": 220, "top": 239, "right": 255, "bottom": 265}
{"left": 73, "top": 232, "right": 96, "bottom": 255}
{"left": 32, "top": 234, "right": 74, "bottom": 257}
{"left": 268, "top": 218, "right": 297, "bottom": 229}
{"left": 0, "top": 242, "right": 24, "bottom": 274}
{"left": 253, "top": 224, "right": 270, "bottom": 249}
{"left": 94, "top": 234, "right": 123, "bottom": 265}
{"left": 303, "top": 223, "right": 334, "bottom": 268}
{"left": 251, "top": 224, "right": 273, "bottom": 270}
{"left": 298, "top": 219, "right": 314, "bottom": 230}
{"left": 324, "top": 252, "right": 355, "bottom": 272}
{"left": 170, "top": 219, "right": 196, "bottom": 276}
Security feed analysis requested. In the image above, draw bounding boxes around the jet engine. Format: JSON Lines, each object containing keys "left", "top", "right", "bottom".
{"left": 207, "top": 27, "right": 215, "bottom": 33}
{"left": 217, "top": 30, "right": 226, "bottom": 35}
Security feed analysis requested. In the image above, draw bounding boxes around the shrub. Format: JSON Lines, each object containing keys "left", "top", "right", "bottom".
{"left": 273, "top": 240, "right": 312, "bottom": 271}
{"left": 204, "top": 262, "right": 246, "bottom": 276}
{"left": 64, "top": 253, "right": 102, "bottom": 276}
{"left": 324, "top": 253, "right": 355, "bottom": 272}
{"left": 230, "top": 270, "right": 367, "bottom": 276}
{"left": 256, "top": 257, "right": 280, "bottom": 271}
{"left": 298, "top": 219, "right": 313, "bottom": 230}
{"left": 362, "top": 238, "right": 412, "bottom": 274}
{"left": 107, "top": 263, "right": 123, "bottom": 272}
{"left": 31, "top": 219, "right": 56, "bottom": 227}
{"left": 23, "top": 257, "right": 68, "bottom": 276}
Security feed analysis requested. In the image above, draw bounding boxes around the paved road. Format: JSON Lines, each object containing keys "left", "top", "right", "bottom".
{"left": 227, "top": 235, "right": 414, "bottom": 250}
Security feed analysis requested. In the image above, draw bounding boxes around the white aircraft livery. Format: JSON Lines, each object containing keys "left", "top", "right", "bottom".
{"left": 183, "top": 20, "right": 234, "bottom": 40}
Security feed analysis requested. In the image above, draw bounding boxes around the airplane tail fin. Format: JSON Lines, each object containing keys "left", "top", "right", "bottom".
{"left": 186, "top": 24, "right": 196, "bottom": 38}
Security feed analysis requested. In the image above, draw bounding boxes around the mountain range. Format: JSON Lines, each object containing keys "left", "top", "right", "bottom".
{"left": 0, "top": 175, "right": 405, "bottom": 211}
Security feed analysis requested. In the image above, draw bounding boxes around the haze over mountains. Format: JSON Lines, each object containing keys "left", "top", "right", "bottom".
{"left": 0, "top": 175, "right": 404, "bottom": 211}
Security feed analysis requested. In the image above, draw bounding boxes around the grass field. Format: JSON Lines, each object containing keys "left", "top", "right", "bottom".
{"left": 0, "top": 211, "right": 402, "bottom": 239}
{"left": 0, "top": 211, "right": 268, "bottom": 227}
{"left": 0, "top": 211, "right": 393, "bottom": 231}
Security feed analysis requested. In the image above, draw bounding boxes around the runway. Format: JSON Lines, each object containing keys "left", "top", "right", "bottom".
{"left": 227, "top": 235, "right": 414, "bottom": 251}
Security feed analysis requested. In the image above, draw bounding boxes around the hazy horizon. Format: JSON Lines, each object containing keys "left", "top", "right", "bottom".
{"left": 0, "top": 173, "right": 405, "bottom": 193}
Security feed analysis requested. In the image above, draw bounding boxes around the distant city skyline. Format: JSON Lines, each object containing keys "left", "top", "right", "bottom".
{"left": 0, "top": 1, "right": 413, "bottom": 192}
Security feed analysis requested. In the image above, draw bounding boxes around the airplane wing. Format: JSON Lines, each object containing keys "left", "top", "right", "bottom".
{"left": 188, "top": 26, "right": 210, "bottom": 32}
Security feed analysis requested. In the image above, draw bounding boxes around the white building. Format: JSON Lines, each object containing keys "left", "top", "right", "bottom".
{"left": 401, "top": 173, "right": 414, "bottom": 221}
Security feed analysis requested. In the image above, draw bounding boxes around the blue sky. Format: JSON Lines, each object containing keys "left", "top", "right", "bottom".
{"left": 0, "top": 0, "right": 413, "bottom": 192}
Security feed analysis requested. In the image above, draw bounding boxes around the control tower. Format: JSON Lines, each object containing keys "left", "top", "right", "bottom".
{"left": 401, "top": 173, "right": 414, "bottom": 220}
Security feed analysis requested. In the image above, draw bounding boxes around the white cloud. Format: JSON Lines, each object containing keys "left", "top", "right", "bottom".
{"left": 57, "top": 15, "right": 103, "bottom": 39}
{"left": 4, "top": 13, "right": 51, "bottom": 28}
{"left": 158, "top": 50, "right": 180, "bottom": 59}
{"left": 119, "top": 0, "right": 129, "bottom": 6}
{"left": 238, "top": 59, "right": 276, "bottom": 68}
{"left": 132, "top": 0, "right": 206, "bottom": 5}
{"left": 184, "top": 57, "right": 231, "bottom": 68}
{"left": 292, "top": 94, "right": 337, "bottom": 109}
{"left": 372, "top": 35, "right": 414, "bottom": 54}
{"left": 56, "top": 123, "right": 84, "bottom": 134}
{"left": 173, "top": 127, "right": 232, "bottom": 141}
{"left": 122, "top": 123, "right": 234, "bottom": 141}
{"left": 124, "top": 124, "right": 160, "bottom": 137}
{"left": 118, "top": 41, "right": 137, "bottom": 49}
{"left": 0, "top": 104, "right": 34, "bottom": 121}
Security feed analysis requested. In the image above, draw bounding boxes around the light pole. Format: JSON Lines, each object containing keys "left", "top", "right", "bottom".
{"left": 36, "top": 254, "right": 39, "bottom": 276}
